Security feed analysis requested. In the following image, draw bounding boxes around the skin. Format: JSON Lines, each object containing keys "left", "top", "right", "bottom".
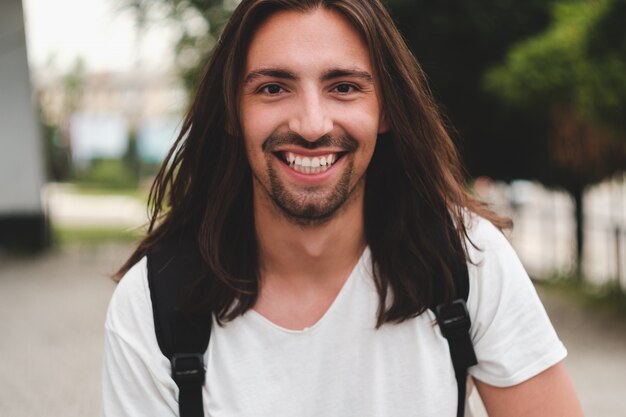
{"left": 239, "top": 8, "right": 387, "bottom": 330}
{"left": 238, "top": 8, "right": 583, "bottom": 416}
{"left": 476, "top": 363, "right": 583, "bottom": 416}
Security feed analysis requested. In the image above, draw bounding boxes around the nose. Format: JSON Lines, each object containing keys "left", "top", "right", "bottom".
{"left": 288, "top": 91, "right": 333, "bottom": 142}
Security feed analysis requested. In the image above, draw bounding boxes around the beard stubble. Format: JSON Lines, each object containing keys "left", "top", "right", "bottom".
{"left": 256, "top": 131, "right": 361, "bottom": 226}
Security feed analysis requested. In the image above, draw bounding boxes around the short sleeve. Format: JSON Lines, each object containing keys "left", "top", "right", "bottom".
{"left": 101, "top": 258, "right": 179, "bottom": 417}
{"left": 465, "top": 217, "right": 567, "bottom": 387}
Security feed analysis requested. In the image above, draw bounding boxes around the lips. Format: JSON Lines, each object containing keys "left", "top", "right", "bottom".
{"left": 276, "top": 151, "right": 344, "bottom": 174}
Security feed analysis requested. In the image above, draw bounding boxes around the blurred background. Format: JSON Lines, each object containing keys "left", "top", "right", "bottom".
{"left": 0, "top": 0, "right": 624, "bottom": 415}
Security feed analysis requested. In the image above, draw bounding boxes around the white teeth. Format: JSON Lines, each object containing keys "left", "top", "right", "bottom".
{"left": 282, "top": 151, "right": 340, "bottom": 174}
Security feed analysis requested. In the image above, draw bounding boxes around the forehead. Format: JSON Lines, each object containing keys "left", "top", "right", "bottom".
{"left": 244, "top": 8, "right": 372, "bottom": 75}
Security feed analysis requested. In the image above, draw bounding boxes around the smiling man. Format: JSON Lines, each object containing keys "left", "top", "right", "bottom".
{"left": 102, "top": 1, "right": 583, "bottom": 416}
{"left": 240, "top": 9, "right": 383, "bottom": 228}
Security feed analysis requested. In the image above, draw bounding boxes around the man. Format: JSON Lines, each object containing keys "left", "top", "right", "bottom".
{"left": 102, "top": 0, "right": 583, "bottom": 416}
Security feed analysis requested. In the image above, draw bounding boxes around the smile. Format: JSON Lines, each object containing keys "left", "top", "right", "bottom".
{"left": 277, "top": 151, "right": 344, "bottom": 174}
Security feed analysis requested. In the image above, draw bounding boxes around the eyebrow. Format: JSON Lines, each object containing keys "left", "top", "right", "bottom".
{"left": 243, "top": 67, "right": 374, "bottom": 85}
{"left": 244, "top": 68, "right": 297, "bottom": 84}
{"left": 321, "top": 68, "right": 373, "bottom": 83}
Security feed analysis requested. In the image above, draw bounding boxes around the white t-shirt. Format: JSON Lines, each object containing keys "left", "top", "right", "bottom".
{"left": 101, "top": 217, "right": 566, "bottom": 417}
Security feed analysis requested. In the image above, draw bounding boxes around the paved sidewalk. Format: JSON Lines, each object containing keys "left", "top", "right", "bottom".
{"left": 43, "top": 183, "right": 148, "bottom": 228}
{"left": 0, "top": 244, "right": 624, "bottom": 416}
{"left": 539, "top": 287, "right": 626, "bottom": 417}
{"left": 0, "top": 244, "right": 125, "bottom": 417}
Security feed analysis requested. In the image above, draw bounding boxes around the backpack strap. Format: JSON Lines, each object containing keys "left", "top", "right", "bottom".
{"left": 147, "top": 235, "right": 211, "bottom": 417}
{"left": 429, "top": 222, "right": 478, "bottom": 417}
{"left": 146, "top": 224, "right": 475, "bottom": 417}
{"left": 436, "top": 299, "right": 477, "bottom": 417}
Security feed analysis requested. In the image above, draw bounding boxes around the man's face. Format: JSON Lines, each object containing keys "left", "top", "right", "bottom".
{"left": 239, "top": 8, "right": 387, "bottom": 224}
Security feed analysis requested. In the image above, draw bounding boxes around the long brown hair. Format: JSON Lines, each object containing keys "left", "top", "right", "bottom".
{"left": 116, "top": 0, "right": 510, "bottom": 327}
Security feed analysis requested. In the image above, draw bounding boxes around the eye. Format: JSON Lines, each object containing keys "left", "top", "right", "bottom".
{"left": 333, "top": 83, "right": 357, "bottom": 94}
{"left": 259, "top": 84, "right": 285, "bottom": 95}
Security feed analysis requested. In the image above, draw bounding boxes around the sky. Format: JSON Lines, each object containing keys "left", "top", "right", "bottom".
{"left": 22, "top": 0, "right": 177, "bottom": 72}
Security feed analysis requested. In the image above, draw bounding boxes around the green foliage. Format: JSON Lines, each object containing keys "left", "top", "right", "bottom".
{"left": 53, "top": 225, "right": 142, "bottom": 245}
{"left": 485, "top": 0, "right": 626, "bottom": 136}
{"left": 62, "top": 57, "right": 87, "bottom": 115}
{"left": 384, "top": 0, "right": 558, "bottom": 181}
{"left": 40, "top": 118, "right": 72, "bottom": 182}
{"left": 484, "top": 13, "right": 581, "bottom": 107}
{"left": 117, "top": 0, "right": 230, "bottom": 92}
{"left": 70, "top": 184, "right": 149, "bottom": 200}
{"left": 539, "top": 274, "right": 626, "bottom": 317}
{"left": 74, "top": 159, "right": 139, "bottom": 190}
{"left": 119, "top": 0, "right": 564, "bottom": 181}
{"left": 579, "top": 0, "right": 626, "bottom": 135}
{"left": 481, "top": 0, "right": 626, "bottom": 287}
{"left": 124, "top": 130, "right": 141, "bottom": 181}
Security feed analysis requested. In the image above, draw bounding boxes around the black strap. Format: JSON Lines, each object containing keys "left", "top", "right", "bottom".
{"left": 436, "top": 299, "right": 478, "bottom": 417}
{"left": 429, "top": 217, "right": 477, "bottom": 417}
{"left": 147, "top": 235, "right": 211, "bottom": 417}
{"left": 172, "top": 353, "right": 206, "bottom": 417}
{"left": 147, "top": 223, "right": 475, "bottom": 417}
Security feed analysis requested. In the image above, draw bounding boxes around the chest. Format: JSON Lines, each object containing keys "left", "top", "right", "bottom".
{"left": 203, "top": 292, "right": 458, "bottom": 416}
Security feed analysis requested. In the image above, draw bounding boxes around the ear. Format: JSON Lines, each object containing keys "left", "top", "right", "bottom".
{"left": 378, "top": 112, "right": 390, "bottom": 134}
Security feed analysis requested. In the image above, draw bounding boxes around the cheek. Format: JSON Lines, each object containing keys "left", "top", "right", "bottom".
{"left": 355, "top": 142, "right": 377, "bottom": 172}
{"left": 346, "top": 129, "right": 377, "bottom": 172}
{"left": 240, "top": 118, "right": 269, "bottom": 169}
{"left": 240, "top": 111, "right": 275, "bottom": 164}
{"left": 240, "top": 101, "right": 287, "bottom": 143}
{"left": 347, "top": 116, "right": 380, "bottom": 151}
{"left": 345, "top": 119, "right": 379, "bottom": 172}
{"left": 243, "top": 138, "right": 271, "bottom": 173}
{"left": 339, "top": 100, "right": 383, "bottom": 135}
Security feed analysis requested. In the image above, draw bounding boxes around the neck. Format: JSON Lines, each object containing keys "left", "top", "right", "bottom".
{"left": 254, "top": 186, "right": 366, "bottom": 290}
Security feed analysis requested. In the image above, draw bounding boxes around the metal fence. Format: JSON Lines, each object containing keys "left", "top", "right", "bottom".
{"left": 477, "top": 175, "right": 626, "bottom": 290}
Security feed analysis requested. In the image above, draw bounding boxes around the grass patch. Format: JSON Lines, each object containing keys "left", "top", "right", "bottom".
{"left": 73, "top": 159, "right": 139, "bottom": 190}
{"left": 536, "top": 275, "right": 626, "bottom": 318}
{"left": 70, "top": 183, "right": 150, "bottom": 200}
{"left": 53, "top": 226, "right": 143, "bottom": 246}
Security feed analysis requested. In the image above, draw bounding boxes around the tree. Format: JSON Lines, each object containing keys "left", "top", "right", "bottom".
{"left": 119, "top": 0, "right": 626, "bottom": 275}
{"left": 39, "top": 57, "right": 86, "bottom": 182}
{"left": 484, "top": 0, "right": 626, "bottom": 275}
{"left": 117, "top": 0, "right": 233, "bottom": 91}
{"left": 384, "top": 0, "right": 559, "bottom": 181}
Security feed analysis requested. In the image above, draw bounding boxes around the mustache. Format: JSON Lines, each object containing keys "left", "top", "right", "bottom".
{"left": 262, "top": 131, "right": 358, "bottom": 153}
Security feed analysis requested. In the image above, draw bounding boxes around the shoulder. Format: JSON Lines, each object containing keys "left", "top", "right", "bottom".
{"left": 462, "top": 214, "right": 567, "bottom": 387}
{"left": 463, "top": 214, "right": 527, "bottom": 293}
{"left": 462, "top": 213, "right": 537, "bottom": 317}
{"left": 102, "top": 257, "right": 180, "bottom": 416}
{"left": 105, "top": 257, "right": 157, "bottom": 350}
{"left": 464, "top": 213, "right": 511, "bottom": 255}
{"left": 462, "top": 214, "right": 525, "bottom": 305}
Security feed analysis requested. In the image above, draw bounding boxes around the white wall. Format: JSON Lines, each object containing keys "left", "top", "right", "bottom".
{"left": 0, "top": 0, "right": 45, "bottom": 215}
